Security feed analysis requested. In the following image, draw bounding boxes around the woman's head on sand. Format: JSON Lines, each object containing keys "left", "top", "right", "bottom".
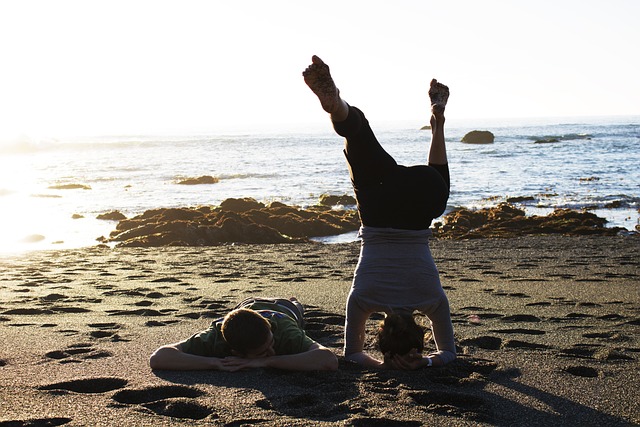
{"left": 377, "top": 313, "right": 425, "bottom": 357}
{"left": 221, "top": 308, "right": 275, "bottom": 358}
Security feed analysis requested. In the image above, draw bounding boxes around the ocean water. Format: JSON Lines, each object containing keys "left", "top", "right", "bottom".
{"left": 1, "top": 115, "right": 638, "bottom": 253}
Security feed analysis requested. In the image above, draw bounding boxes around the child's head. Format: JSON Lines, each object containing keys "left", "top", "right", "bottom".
{"left": 221, "top": 308, "right": 275, "bottom": 358}
{"left": 377, "top": 312, "right": 425, "bottom": 356}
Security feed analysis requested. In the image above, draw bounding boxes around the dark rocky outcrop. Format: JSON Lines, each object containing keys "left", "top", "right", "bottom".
{"left": 505, "top": 196, "right": 535, "bottom": 203}
{"left": 105, "top": 197, "right": 360, "bottom": 247}
{"left": 433, "top": 203, "right": 626, "bottom": 239}
{"left": 533, "top": 133, "right": 591, "bottom": 144}
{"left": 102, "top": 199, "right": 630, "bottom": 247}
{"left": 461, "top": 130, "right": 494, "bottom": 144}
{"left": 97, "top": 211, "right": 127, "bottom": 221}
{"left": 219, "top": 198, "right": 264, "bottom": 212}
{"left": 176, "top": 175, "right": 219, "bottom": 185}
{"left": 318, "top": 193, "right": 357, "bottom": 207}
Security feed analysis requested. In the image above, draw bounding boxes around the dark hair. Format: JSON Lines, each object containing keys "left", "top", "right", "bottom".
{"left": 221, "top": 308, "right": 271, "bottom": 354}
{"left": 377, "top": 313, "right": 425, "bottom": 356}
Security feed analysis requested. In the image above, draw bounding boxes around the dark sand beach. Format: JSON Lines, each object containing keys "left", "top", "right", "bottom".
{"left": 1, "top": 235, "right": 639, "bottom": 426}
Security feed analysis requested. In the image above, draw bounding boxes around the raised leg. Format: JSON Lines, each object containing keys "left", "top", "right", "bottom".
{"left": 303, "top": 55, "right": 349, "bottom": 122}
{"left": 428, "top": 79, "right": 449, "bottom": 165}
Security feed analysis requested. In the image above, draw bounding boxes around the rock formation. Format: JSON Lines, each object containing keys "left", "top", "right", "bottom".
{"left": 176, "top": 176, "right": 219, "bottom": 185}
{"left": 433, "top": 203, "right": 625, "bottom": 239}
{"left": 101, "top": 199, "right": 629, "bottom": 247}
{"left": 105, "top": 197, "right": 360, "bottom": 247}
{"left": 97, "top": 211, "right": 127, "bottom": 221}
{"left": 461, "top": 130, "right": 494, "bottom": 144}
{"left": 318, "top": 193, "right": 357, "bottom": 207}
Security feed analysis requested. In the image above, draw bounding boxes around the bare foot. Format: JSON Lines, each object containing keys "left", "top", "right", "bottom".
{"left": 303, "top": 55, "right": 344, "bottom": 116}
{"left": 429, "top": 79, "right": 449, "bottom": 110}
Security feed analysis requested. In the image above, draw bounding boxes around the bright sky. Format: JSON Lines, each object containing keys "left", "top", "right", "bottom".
{"left": 1, "top": 0, "right": 638, "bottom": 137}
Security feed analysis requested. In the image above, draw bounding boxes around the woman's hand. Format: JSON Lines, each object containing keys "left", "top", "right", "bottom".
{"left": 386, "top": 348, "right": 430, "bottom": 370}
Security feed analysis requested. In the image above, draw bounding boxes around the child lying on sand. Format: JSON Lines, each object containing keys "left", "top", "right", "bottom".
{"left": 149, "top": 297, "right": 338, "bottom": 371}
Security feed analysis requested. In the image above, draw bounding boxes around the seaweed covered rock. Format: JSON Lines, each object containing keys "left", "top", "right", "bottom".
{"left": 96, "top": 210, "right": 127, "bottom": 221}
{"left": 219, "top": 198, "right": 265, "bottom": 212}
{"left": 318, "top": 193, "right": 357, "bottom": 207}
{"left": 433, "top": 203, "right": 625, "bottom": 239}
{"left": 106, "top": 198, "right": 360, "bottom": 247}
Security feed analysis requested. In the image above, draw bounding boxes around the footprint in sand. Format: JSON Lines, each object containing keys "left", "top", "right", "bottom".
{"left": 125, "top": 274, "right": 149, "bottom": 280}
{"left": 88, "top": 322, "right": 124, "bottom": 340}
{"left": 145, "top": 292, "right": 167, "bottom": 299}
{"left": 51, "top": 306, "right": 92, "bottom": 314}
{"left": 133, "top": 300, "right": 154, "bottom": 307}
{"left": 563, "top": 365, "right": 600, "bottom": 378}
{"left": 0, "top": 417, "right": 73, "bottom": 426}
{"left": 558, "top": 344, "right": 600, "bottom": 359}
{"left": 88, "top": 322, "right": 120, "bottom": 329}
{"left": 41, "top": 293, "right": 67, "bottom": 302}
{"left": 460, "top": 336, "right": 503, "bottom": 350}
{"left": 150, "top": 277, "right": 182, "bottom": 283}
{"left": 476, "top": 313, "right": 504, "bottom": 320}
{"left": 501, "top": 340, "right": 550, "bottom": 350}
{"left": 192, "top": 299, "right": 228, "bottom": 310}
{"left": 583, "top": 331, "right": 632, "bottom": 343}
{"left": 106, "top": 308, "right": 176, "bottom": 316}
{"left": 480, "top": 270, "right": 503, "bottom": 276}
{"left": 500, "top": 314, "right": 541, "bottom": 323}
{"left": 177, "top": 299, "right": 230, "bottom": 319}
{"left": 601, "top": 349, "right": 635, "bottom": 361}
{"left": 407, "top": 390, "right": 491, "bottom": 422}
{"left": 576, "top": 302, "right": 602, "bottom": 308}
{"left": 39, "top": 377, "right": 127, "bottom": 393}
{"left": 3, "top": 308, "right": 55, "bottom": 315}
{"left": 102, "top": 289, "right": 146, "bottom": 297}
{"left": 111, "top": 385, "right": 213, "bottom": 420}
{"left": 45, "top": 343, "right": 112, "bottom": 362}
{"left": 526, "top": 301, "right": 552, "bottom": 307}
{"left": 257, "top": 393, "right": 348, "bottom": 420}
{"left": 112, "top": 384, "right": 205, "bottom": 404}
{"left": 141, "top": 399, "right": 215, "bottom": 420}
{"left": 145, "top": 319, "right": 180, "bottom": 327}
{"left": 177, "top": 312, "right": 204, "bottom": 319}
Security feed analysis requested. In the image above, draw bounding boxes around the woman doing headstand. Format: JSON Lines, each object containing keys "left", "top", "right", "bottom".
{"left": 303, "top": 55, "right": 456, "bottom": 369}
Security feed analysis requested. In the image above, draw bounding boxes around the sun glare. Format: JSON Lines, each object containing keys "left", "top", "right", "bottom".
{"left": 0, "top": 160, "right": 35, "bottom": 252}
